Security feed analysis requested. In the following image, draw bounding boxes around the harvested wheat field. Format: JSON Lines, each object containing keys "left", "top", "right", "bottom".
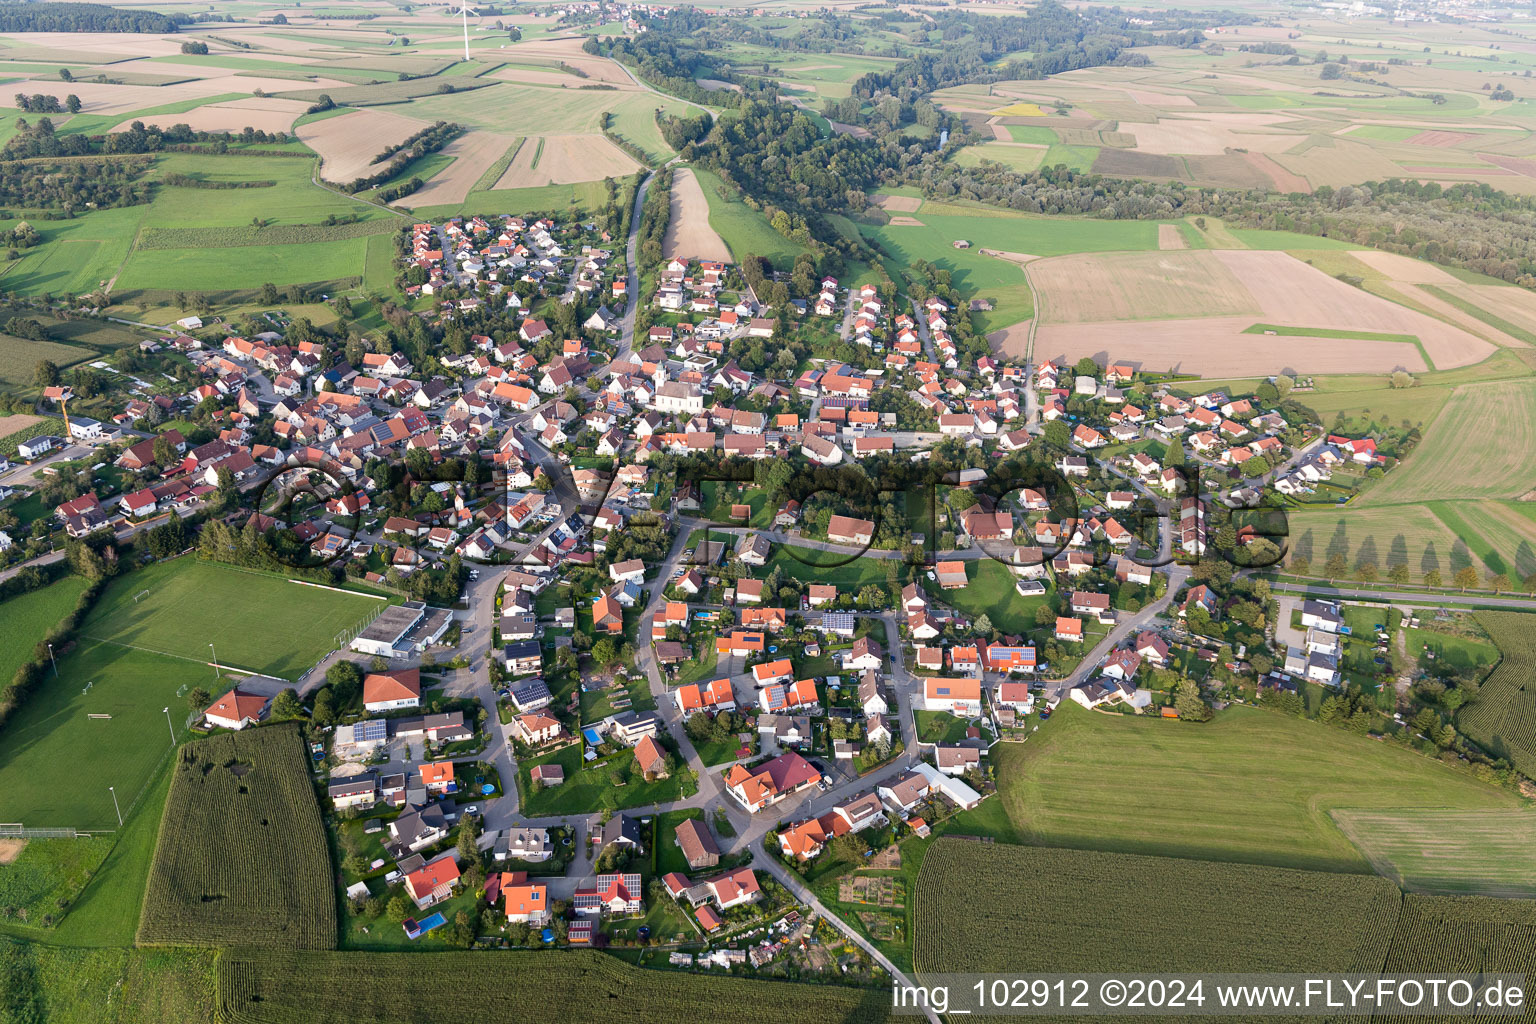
{"left": 986, "top": 320, "right": 1032, "bottom": 359}
{"left": 504, "top": 37, "right": 636, "bottom": 85}
{"left": 1119, "top": 113, "right": 1300, "bottom": 156}
{"left": 1033, "top": 250, "right": 1257, "bottom": 323}
{"left": 399, "top": 132, "right": 518, "bottom": 208}
{"left": 495, "top": 133, "right": 641, "bottom": 189}
{"left": 887, "top": 216, "right": 925, "bottom": 227}
{"left": 0, "top": 412, "right": 41, "bottom": 438}
{"left": 1157, "top": 224, "right": 1185, "bottom": 250}
{"left": 872, "top": 193, "right": 922, "bottom": 213}
{"left": 1035, "top": 317, "right": 1430, "bottom": 377}
{"left": 109, "top": 97, "right": 309, "bottom": 135}
{"left": 1221, "top": 250, "right": 1494, "bottom": 365}
{"left": 296, "top": 108, "right": 433, "bottom": 184}
{"left": 981, "top": 249, "right": 1040, "bottom": 265}
{"left": 1348, "top": 248, "right": 1459, "bottom": 285}
{"left": 662, "top": 167, "right": 731, "bottom": 263}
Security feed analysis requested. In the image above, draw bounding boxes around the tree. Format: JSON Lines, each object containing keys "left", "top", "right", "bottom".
{"left": 270, "top": 688, "right": 304, "bottom": 720}
{"left": 187, "top": 686, "right": 211, "bottom": 711}
{"left": 1164, "top": 437, "right": 1186, "bottom": 468}
{"left": 457, "top": 813, "right": 481, "bottom": 863}
{"left": 33, "top": 359, "right": 59, "bottom": 387}
{"left": 58, "top": 68, "right": 72, "bottom": 82}
{"left": 1453, "top": 566, "right": 1479, "bottom": 591}
{"left": 1324, "top": 552, "right": 1348, "bottom": 578}
{"left": 974, "top": 613, "right": 993, "bottom": 637}
{"left": 386, "top": 895, "right": 410, "bottom": 921}
{"left": 1424, "top": 569, "right": 1443, "bottom": 588}
{"left": 1491, "top": 572, "right": 1511, "bottom": 593}
{"left": 1320, "top": 62, "right": 1343, "bottom": 79}
{"left": 64, "top": 94, "right": 79, "bottom": 114}
{"left": 1174, "top": 680, "right": 1210, "bottom": 721}
{"left": 591, "top": 637, "right": 618, "bottom": 666}
{"left": 259, "top": 282, "right": 280, "bottom": 306}
{"left": 1042, "top": 420, "right": 1070, "bottom": 450}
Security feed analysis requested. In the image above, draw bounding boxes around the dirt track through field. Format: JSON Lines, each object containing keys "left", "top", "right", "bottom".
{"left": 399, "top": 131, "right": 518, "bottom": 208}
{"left": 297, "top": 108, "right": 433, "bottom": 184}
{"left": 495, "top": 133, "right": 641, "bottom": 189}
{"left": 663, "top": 167, "right": 731, "bottom": 263}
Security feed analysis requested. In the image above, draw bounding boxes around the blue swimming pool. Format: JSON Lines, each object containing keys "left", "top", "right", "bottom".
{"left": 583, "top": 727, "right": 602, "bottom": 745}
{"left": 403, "top": 911, "right": 446, "bottom": 940}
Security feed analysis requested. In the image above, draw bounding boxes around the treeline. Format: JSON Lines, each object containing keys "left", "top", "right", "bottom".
{"left": 334, "top": 121, "right": 463, "bottom": 193}
{"left": 0, "top": 540, "right": 118, "bottom": 735}
{"left": 0, "top": 1, "right": 183, "bottom": 33}
{"left": 14, "top": 93, "right": 79, "bottom": 114}
{"left": 902, "top": 154, "right": 1536, "bottom": 287}
{"left": 162, "top": 172, "right": 275, "bottom": 189}
{"left": 599, "top": 111, "right": 652, "bottom": 167}
{"left": 0, "top": 117, "right": 293, "bottom": 159}
{"left": 635, "top": 164, "right": 673, "bottom": 270}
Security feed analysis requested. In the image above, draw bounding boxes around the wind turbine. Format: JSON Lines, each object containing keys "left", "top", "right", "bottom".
{"left": 456, "top": 0, "right": 472, "bottom": 62}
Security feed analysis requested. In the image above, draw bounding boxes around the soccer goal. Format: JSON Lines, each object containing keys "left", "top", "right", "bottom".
{"left": 132, "top": 589, "right": 151, "bottom": 603}
{"left": 80, "top": 680, "right": 94, "bottom": 696}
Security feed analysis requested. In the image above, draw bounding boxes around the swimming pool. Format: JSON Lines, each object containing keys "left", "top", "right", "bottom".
{"left": 404, "top": 911, "right": 446, "bottom": 940}
{"left": 583, "top": 727, "right": 602, "bottom": 745}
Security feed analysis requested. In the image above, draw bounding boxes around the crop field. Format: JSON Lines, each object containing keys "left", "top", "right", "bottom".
{"left": 1359, "top": 381, "right": 1536, "bottom": 506}
{"left": 0, "top": 333, "right": 98, "bottom": 384}
{"left": 1032, "top": 250, "right": 1258, "bottom": 323}
{"left": 398, "top": 84, "right": 693, "bottom": 163}
{"left": 1284, "top": 504, "right": 1488, "bottom": 584}
{"left": 138, "top": 725, "right": 336, "bottom": 949}
{"left": 0, "top": 640, "right": 225, "bottom": 830}
{"left": 865, "top": 210, "right": 1155, "bottom": 333}
{"left": 950, "top": 142, "right": 1045, "bottom": 175}
{"left": 1374, "top": 895, "right": 1536, "bottom": 1018}
{"left": 397, "top": 130, "right": 517, "bottom": 208}
{"left": 78, "top": 558, "right": 387, "bottom": 680}
{"left": 995, "top": 702, "right": 1520, "bottom": 873}
{"left": 1032, "top": 249, "right": 1493, "bottom": 374}
{"left": 1331, "top": 809, "right": 1536, "bottom": 897}
{"left": 1458, "top": 613, "right": 1536, "bottom": 779}
{"left": 663, "top": 167, "right": 731, "bottom": 262}
{"left": 295, "top": 107, "right": 432, "bottom": 184}
{"left": 0, "top": 835, "right": 110, "bottom": 928}
{"left": 217, "top": 948, "right": 892, "bottom": 1024}
{"left": 914, "top": 841, "right": 1403, "bottom": 976}
{"left": 496, "top": 132, "right": 641, "bottom": 190}
{"left": 0, "top": 574, "right": 88, "bottom": 692}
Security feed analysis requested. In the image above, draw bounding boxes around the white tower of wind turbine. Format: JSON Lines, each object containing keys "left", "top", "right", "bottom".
{"left": 456, "top": 0, "right": 472, "bottom": 61}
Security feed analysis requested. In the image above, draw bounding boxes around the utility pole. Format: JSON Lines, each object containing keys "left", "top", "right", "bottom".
{"left": 209, "top": 642, "right": 219, "bottom": 678}
{"left": 47, "top": 642, "right": 56, "bottom": 676}
{"left": 163, "top": 706, "right": 175, "bottom": 746}
{"left": 108, "top": 785, "right": 122, "bottom": 827}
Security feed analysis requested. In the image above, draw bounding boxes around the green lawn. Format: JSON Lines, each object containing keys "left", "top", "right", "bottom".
{"left": 996, "top": 702, "right": 1521, "bottom": 874}
{"left": 78, "top": 559, "right": 390, "bottom": 679}
{"left": 0, "top": 575, "right": 89, "bottom": 694}
{"left": 914, "top": 710, "right": 971, "bottom": 745}
{"left": 0, "top": 642, "right": 225, "bottom": 832}
{"left": 517, "top": 743, "right": 696, "bottom": 816}
{"left": 0, "top": 938, "right": 215, "bottom": 1023}
{"left": 653, "top": 808, "right": 712, "bottom": 877}
{"left": 763, "top": 545, "right": 900, "bottom": 591}
{"left": 939, "top": 559, "right": 1049, "bottom": 635}
{"left": 1404, "top": 626, "right": 1499, "bottom": 674}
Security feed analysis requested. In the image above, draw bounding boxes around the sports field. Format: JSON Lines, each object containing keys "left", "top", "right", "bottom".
{"left": 1331, "top": 809, "right": 1536, "bottom": 897}
{"left": 0, "top": 640, "right": 224, "bottom": 830}
{"left": 997, "top": 702, "right": 1520, "bottom": 874}
{"left": 78, "top": 559, "right": 387, "bottom": 680}
{"left": 0, "top": 575, "right": 90, "bottom": 690}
